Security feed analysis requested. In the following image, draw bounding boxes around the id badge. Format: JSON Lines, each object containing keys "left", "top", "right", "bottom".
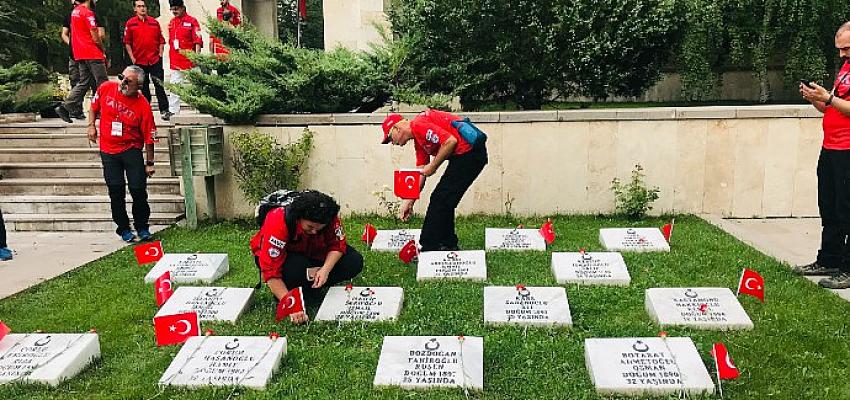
{"left": 110, "top": 121, "right": 123, "bottom": 137}
{"left": 172, "top": 39, "right": 180, "bottom": 49}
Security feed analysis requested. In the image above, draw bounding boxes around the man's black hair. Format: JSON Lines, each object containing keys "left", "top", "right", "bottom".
{"left": 287, "top": 190, "right": 340, "bottom": 225}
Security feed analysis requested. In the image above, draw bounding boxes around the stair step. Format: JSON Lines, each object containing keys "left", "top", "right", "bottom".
{"left": 0, "top": 133, "right": 171, "bottom": 148}
{"left": 0, "top": 162, "right": 175, "bottom": 178}
{"left": 0, "top": 178, "right": 181, "bottom": 196}
{"left": 5, "top": 213, "right": 184, "bottom": 232}
{"left": 0, "top": 122, "right": 176, "bottom": 134}
{"left": 0, "top": 148, "right": 171, "bottom": 163}
{"left": 0, "top": 195, "right": 185, "bottom": 214}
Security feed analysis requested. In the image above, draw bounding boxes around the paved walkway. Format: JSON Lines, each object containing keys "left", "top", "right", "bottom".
{"left": 702, "top": 215, "right": 850, "bottom": 301}
{"left": 0, "top": 228, "right": 165, "bottom": 300}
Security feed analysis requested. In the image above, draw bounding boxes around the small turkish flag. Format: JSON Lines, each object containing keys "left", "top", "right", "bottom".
{"left": 276, "top": 287, "right": 305, "bottom": 322}
{"left": 736, "top": 268, "right": 765, "bottom": 302}
{"left": 394, "top": 169, "right": 421, "bottom": 199}
{"left": 0, "top": 320, "right": 10, "bottom": 342}
{"left": 153, "top": 311, "right": 199, "bottom": 347}
{"left": 661, "top": 219, "right": 675, "bottom": 243}
{"left": 398, "top": 239, "right": 419, "bottom": 263}
{"left": 711, "top": 342, "right": 740, "bottom": 380}
{"left": 134, "top": 241, "right": 164, "bottom": 265}
{"left": 362, "top": 223, "right": 378, "bottom": 244}
{"left": 154, "top": 271, "right": 174, "bottom": 307}
{"left": 298, "top": 0, "right": 307, "bottom": 19}
{"left": 539, "top": 218, "right": 555, "bottom": 244}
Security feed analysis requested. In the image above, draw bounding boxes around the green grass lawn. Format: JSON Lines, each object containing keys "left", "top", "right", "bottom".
{"left": 1, "top": 214, "right": 848, "bottom": 399}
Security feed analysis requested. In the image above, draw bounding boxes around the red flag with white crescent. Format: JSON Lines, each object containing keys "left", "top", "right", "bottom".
{"left": 0, "top": 320, "right": 10, "bottom": 342}
{"left": 134, "top": 241, "right": 164, "bottom": 265}
{"left": 394, "top": 169, "right": 421, "bottom": 199}
{"left": 362, "top": 223, "right": 378, "bottom": 244}
{"left": 662, "top": 218, "right": 675, "bottom": 243}
{"left": 539, "top": 218, "right": 555, "bottom": 244}
{"left": 736, "top": 268, "right": 765, "bottom": 302}
{"left": 153, "top": 311, "right": 199, "bottom": 347}
{"left": 276, "top": 287, "right": 305, "bottom": 322}
{"left": 398, "top": 239, "right": 419, "bottom": 263}
{"left": 711, "top": 342, "right": 740, "bottom": 380}
{"left": 155, "top": 270, "right": 174, "bottom": 307}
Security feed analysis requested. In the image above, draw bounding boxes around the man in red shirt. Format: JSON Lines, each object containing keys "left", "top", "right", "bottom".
{"left": 381, "top": 110, "right": 488, "bottom": 252}
{"left": 216, "top": 0, "right": 241, "bottom": 27}
{"left": 56, "top": 0, "right": 107, "bottom": 123}
{"left": 166, "top": 0, "right": 202, "bottom": 116}
{"left": 124, "top": 0, "right": 171, "bottom": 120}
{"left": 250, "top": 191, "right": 363, "bottom": 324}
{"left": 61, "top": 0, "right": 104, "bottom": 119}
{"left": 87, "top": 66, "right": 156, "bottom": 243}
{"left": 797, "top": 21, "right": 850, "bottom": 289}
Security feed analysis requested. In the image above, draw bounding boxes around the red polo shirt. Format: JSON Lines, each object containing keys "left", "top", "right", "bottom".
{"left": 410, "top": 109, "right": 473, "bottom": 166}
{"left": 90, "top": 81, "right": 156, "bottom": 155}
{"left": 168, "top": 14, "right": 202, "bottom": 70}
{"left": 216, "top": 4, "right": 241, "bottom": 26}
{"left": 124, "top": 15, "right": 164, "bottom": 66}
{"left": 250, "top": 207, "right": 348, "bottom": 282}
{"left": 823, "top": 62, "right": 850, "bottom": 150}
{"left": 70, "top": 4, "right": 104, "bottom": 61}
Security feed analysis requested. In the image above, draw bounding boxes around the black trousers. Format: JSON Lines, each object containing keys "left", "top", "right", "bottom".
{"left": 254, "top": 245, "right": 364, "bottom": 297}
{"left": 419, "top": 144, "right": 488, "bottom": 251}
{"left": 817, "top": 148, "right": 850, "bottom": 272}
{"left": 137, "top": 61, "right": 170, "bottom": 115}
{"left": 100, "top": 148, "right": 150, "bottom": 234}
{"left": 65, "top": 59, "right": 107, "bottom": 115}
{"left": 0, "top": 209, "right": 6, "bottom": 248}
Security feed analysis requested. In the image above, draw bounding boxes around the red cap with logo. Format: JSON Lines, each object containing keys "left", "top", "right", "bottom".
{"left": 381, "top": 114, "right": 404, "bottom": 144}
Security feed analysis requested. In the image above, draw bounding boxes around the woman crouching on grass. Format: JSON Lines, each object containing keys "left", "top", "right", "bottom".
{"left": 250, "top": 190, "right": 363, "bottom": 324}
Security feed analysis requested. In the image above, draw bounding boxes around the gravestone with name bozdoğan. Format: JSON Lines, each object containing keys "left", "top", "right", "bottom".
{"left": 143, "top": 253, "right": 229, "bottom": 284}
{"left": 373, "top": 336, "right": 483, "bottom": 390}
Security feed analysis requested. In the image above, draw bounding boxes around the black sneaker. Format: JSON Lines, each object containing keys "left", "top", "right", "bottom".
{"left": 818, "top": 272, "right": 850, "bottom": 289}
{"left": 71, "top": 112, "right": 86, "bottom": 120}
{"left": 55, "top": 105, "right": 73, "bottom": 123}
{"left": 791, "top": 261, "right": 839, "bottom": 276}
{"left": 161, "top": 111, "right": 173, "bottom": 121}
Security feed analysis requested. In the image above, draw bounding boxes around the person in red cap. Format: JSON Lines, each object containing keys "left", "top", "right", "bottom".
{"left": 381, "top": 110, "right": 488, "bottom": 252}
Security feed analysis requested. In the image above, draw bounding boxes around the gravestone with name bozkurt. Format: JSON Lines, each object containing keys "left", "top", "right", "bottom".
{"left": 370, "top": 229, "right": 422, "bottom": 252}
{"left": 155, "top": 287, "right": 254, "bottom": 323}
{"left": 373, "top": 336, "right": 483, "bottom": 390}
{"left": 144, "top": 253, "right": 229, "bottom": 284}
{"left": 551, "top": 252, "right": 631, "bottom": 286}
{"left": 585, "top": 337, "right": 714, "bottom": 396}
{"left": 416, "top": 250, "right": 487, "bottom": 281}
{"left": 315, "top": 286, "right": 404, "bottom": 322}
{"left": 485, "top": 228, "right": 546, "bottom": 251}
{"left": 0, "top": 333, "right": 100, "bottom": 386}
{"left": 484, "top": 286, "right": 572, "bottom": 327}
{"left": 159, "top": 336, "right": 287, "bottom": 389}
{"left": 645, "top": 288, "right": 754, "bottom": 330}
{"left": 599, "top": 228, "right": 670, "bottom": 252}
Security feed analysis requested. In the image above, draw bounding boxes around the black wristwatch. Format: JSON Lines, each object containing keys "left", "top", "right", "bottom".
{"left": 826, "top": 94, "right": 835, "bottom": 106}
{"left": 145, "top": 160, "right": 155, "bottom": 167}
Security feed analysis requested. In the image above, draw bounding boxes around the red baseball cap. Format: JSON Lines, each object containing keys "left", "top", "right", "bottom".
{"left": 381, "top": 114, "right": 404, "bottom": 144}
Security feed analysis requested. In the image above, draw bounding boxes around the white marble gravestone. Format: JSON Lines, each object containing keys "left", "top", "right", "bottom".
{"left": 485, "top": 228, "right": 547, "bottom": 251}
{"left": 370, "top": 229, "right": 422, "bottom": 252}
{"left": 155, "top": 287, "right": 254, "bottom": 323}
{"left": 315, "top": 286, "right": 404, "bottom": 322}
{"left": 0, "top": 333, "right": 100, "bottom": 386}
{"left": 416, "top": 250, "right": 487, "bottom": 281}
{"left": 645, "top": 288, "right": 754, "bottom": 330}
{"left": 144, "top": 254, "right": 229, "bottom": 284}
{"left": 551, "top": 252, "right": 631, "bottom": 286}
{"left": 599, "top": 228, "right": 670, "bottom": 252}
{"left": 373, "top": 336, "right": 483, "bottom": 390}
{"left": 585, "top": 337, "right": 714, "bottom": 396}
{"left": 159, "top": 336, "right": 287, "bottom": 389}
{"left": 483, "top": 286, "right": 572, "bottom": 327}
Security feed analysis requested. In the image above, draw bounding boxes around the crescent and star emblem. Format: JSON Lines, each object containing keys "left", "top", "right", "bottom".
{"left": 684, "top": 289, "right": 698, "bottom": 298}
{"left": 34, "top": 336, "right": 52, "bottom": 347}
{"left": 145, "top": 247, "right": 160, "bottom": 257}
{"left": 173, "top": 320, "right": 192, "bottom": 335}
{"left": 225, "top": 338, "right": 240, "bottom": 350}
{"left": 158, "top": 279, "right": 172, "bottom": 293}
{"left": 286, "top": 296, "right": 296, "bottom": 309}
{"left": 581, "top": 253, "right": 593, "bottom": 261}
{"left": 424, "top": 338, "right": 440, "bottom": 351}
{"left": 359, "top": 288, "right": 374, "bottom": 297}
{"left": 404, "top": 175, "right": 416, "bottom": 189}
{"left": 517, "top": 287, "right": 531, "bottom": 298}
{"left": 632, "top": 340, "right": 650, "bottom": 353}
{"left": 744, "top": 278, "right": 760, "bottom": 290}
{"left": 205, "top": 288, "right": 221, "bottom": 297}
{"left": 725, "top": 353, "right": 737, "bottom": 370}
{"left": 626, "top": 228, "right": 636, "bottom": 235}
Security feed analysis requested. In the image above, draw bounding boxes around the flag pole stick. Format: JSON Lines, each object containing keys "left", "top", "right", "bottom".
{"left": 736, "top": 268, "right": 745, "bottom": 297}
{"left": 714, "top": 346, "right": 724, "bottom": 398}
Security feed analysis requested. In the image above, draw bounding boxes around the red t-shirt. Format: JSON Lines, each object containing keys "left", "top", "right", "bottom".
{"left": 168, "top": 14, "right": 202, "bottom": 70}
{"left": 823, "top": 62, "right": 850, "bottom": 150}
{"left": 70, "top": 4, "right": 104, "bottom": 61}
{"left": 124, "top": 16, "right": 164, "bottom": 66}
{"left": 250, "top": 207, "right": 348, "bottom": 283}
{"left": 410, "top": 109, "right": 473, "bottom": 166}
{"left": 90, "top": 81, "right": 156, "bottom": 154}
{"left": 211, "top": 36, "right": 230, "bottom": 58}
{"left": 216, "top": 4, "right": 241, "bottom": 26}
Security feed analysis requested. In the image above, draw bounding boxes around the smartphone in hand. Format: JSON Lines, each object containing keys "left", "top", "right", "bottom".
{"left": 801, "top": 79, "right": 816, "bottom": 89}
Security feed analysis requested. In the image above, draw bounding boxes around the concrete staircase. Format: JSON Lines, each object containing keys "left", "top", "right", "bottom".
{"left": 0, "top": 121, "right": 185, "bottom": 231}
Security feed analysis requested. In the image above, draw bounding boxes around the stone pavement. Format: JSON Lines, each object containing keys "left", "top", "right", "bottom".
{"left": 702, "top": 215, "right": 850, "bottom": 301}
{"left": 0, "top": 228, "right": 165, "bottom": 300}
